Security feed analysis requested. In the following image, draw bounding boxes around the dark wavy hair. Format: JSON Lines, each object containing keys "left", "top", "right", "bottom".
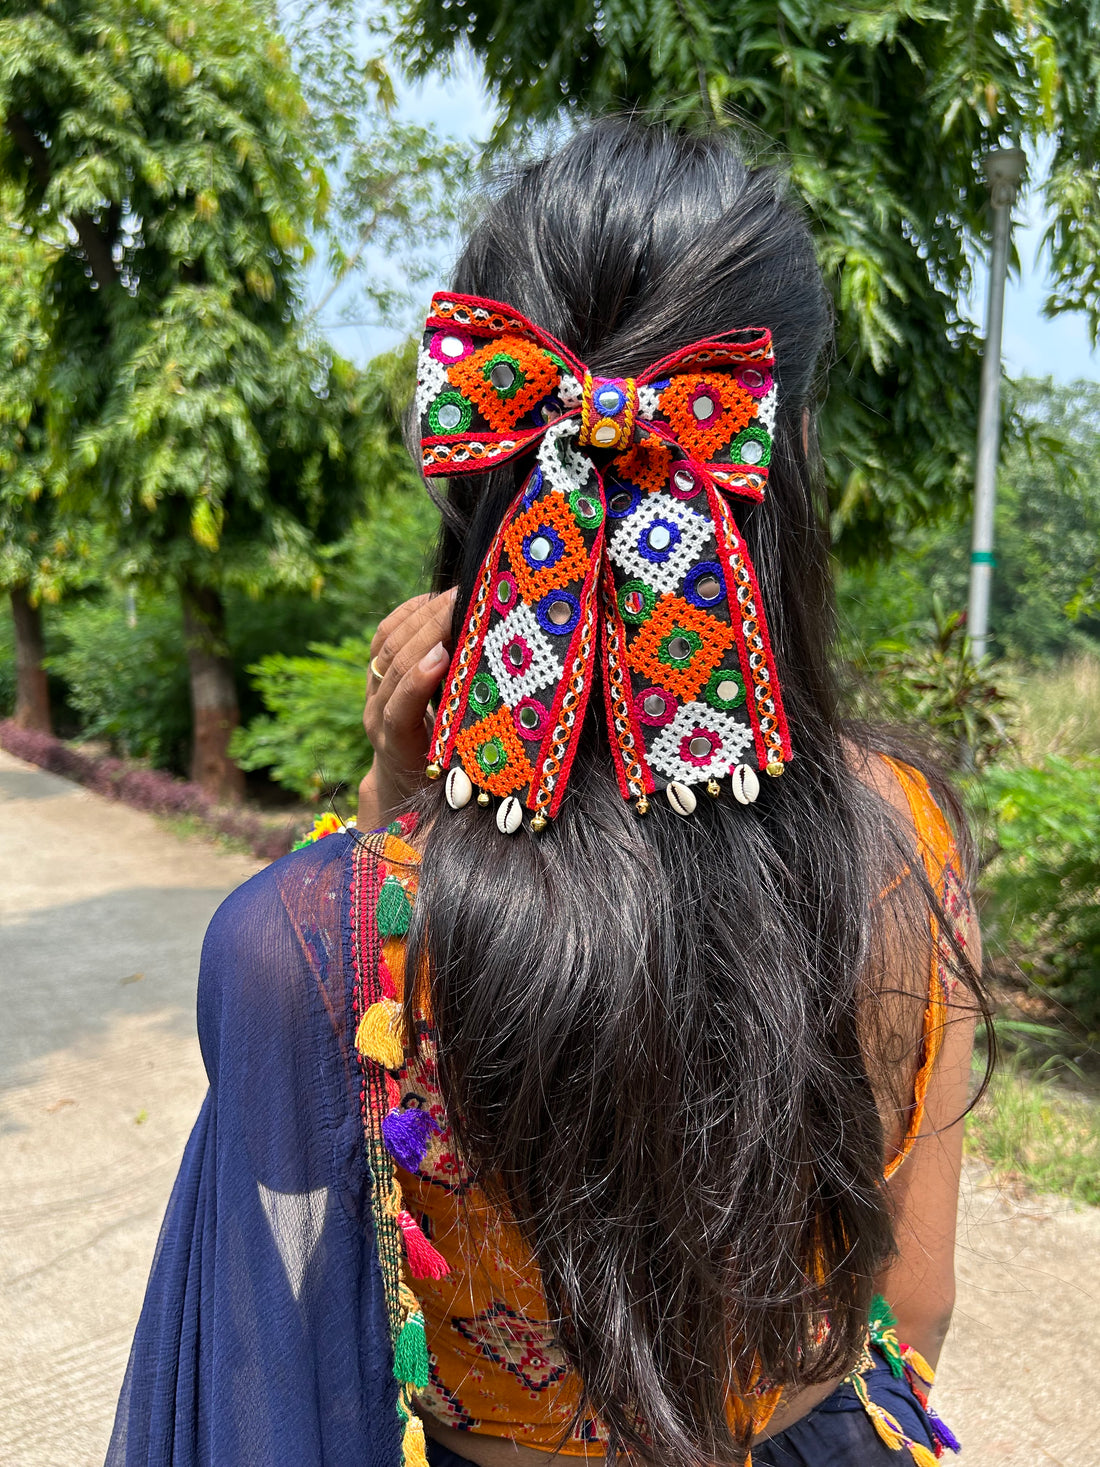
{"left": 403, "top": 118, "right": 982, "bottom": 1467}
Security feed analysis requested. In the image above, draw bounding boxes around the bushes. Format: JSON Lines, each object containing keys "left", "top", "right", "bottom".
{"left": 46, "top": 595, "right": 193, "bottom": 766}
{"left": 229, "top": 637, "right": 373, "bottom": 802}
{"left": 978, "top": 755, "right": 1100, "bottom": 1034}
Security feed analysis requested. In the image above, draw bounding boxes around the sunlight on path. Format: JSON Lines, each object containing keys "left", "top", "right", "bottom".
{"left": 0, "top": 750, "right": 260, "bottom": 1467}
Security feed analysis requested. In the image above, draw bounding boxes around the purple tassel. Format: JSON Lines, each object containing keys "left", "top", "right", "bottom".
{"left": 382, "top": 1107, "right": 440, "bottom": 1171}
{"left": 927, "top": 1410, "right": 961, "bottom": 1454}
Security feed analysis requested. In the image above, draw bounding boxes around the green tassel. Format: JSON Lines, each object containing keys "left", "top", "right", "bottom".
{"left": 394, "top": 1312, "right": 430, "bottom": 1390}
{"left": 376, "top": 876, "right": 412, "bottom": 937}
{"left": 869, "top": 1293, "right": 897, "bottom": 1332}
{"left": 868, "top": 1293, "right": 904, "bottom": 1378}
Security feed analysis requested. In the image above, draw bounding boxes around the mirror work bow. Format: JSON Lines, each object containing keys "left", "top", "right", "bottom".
{"left": 416, "top": 291, "right": 791, "bottom": 833}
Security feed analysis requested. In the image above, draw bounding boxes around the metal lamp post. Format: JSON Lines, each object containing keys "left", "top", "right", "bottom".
{"left": 966, "top": 146, "right": 1027, "bottom": 662}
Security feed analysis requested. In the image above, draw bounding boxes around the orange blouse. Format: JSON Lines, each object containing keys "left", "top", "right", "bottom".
{"left": 375, "top": 760, "right": 967, "bottom": 1454}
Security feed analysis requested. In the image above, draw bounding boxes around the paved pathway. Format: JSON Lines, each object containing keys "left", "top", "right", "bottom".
{"left": 1, "top": 747, "right": 1097, "bottom": 1465}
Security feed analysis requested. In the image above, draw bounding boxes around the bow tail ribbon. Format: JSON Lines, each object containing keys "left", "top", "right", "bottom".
{"left": 427, "top": 429, "right": 608, "bottom": 823}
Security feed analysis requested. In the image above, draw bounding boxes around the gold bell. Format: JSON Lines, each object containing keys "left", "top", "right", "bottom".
{"left": 635, "top": 797, "right": 650, "bottom": 815}
{"left": 706, "top": 779, "right": 721, "bottom": 798}
{"left": 477, "top": 790, "right": 491, "bottom": 807}
{"left": 531, "top": 813, "right": 548, "bottom": 833}
{"left": 765, "top": 761, "right": 785, "bottom": 778}
{"left": 426, "top": 762, "right": 442, "bottom": 780}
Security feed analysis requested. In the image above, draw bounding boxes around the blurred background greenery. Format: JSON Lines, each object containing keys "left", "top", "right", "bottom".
{"left": 2, "top": 1, "right": 1099, "bottom": 1169}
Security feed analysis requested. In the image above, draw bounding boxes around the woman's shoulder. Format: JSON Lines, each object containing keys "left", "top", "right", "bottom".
{"left": 197, "top": 827, "right": 362, "bottom": 1083}
{"left": 847, "top": 745, "right": 963, "bottom": 893}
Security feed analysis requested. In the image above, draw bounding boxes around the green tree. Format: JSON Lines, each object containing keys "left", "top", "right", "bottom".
{"left": 394, "top": 0, "right": 1100, "bottom": 558}
{"left": 0, "top": 0, "right": 367, "bottom": 798}
{"left": 0, "top": 189, "right": 96, "bottom": 732}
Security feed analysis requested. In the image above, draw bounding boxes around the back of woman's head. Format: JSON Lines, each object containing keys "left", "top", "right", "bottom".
{"left": 407, "top": 119, "right": 918, "bottom": 1467}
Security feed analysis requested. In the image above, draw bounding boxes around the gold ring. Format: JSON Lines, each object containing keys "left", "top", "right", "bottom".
{"left": 369, "top": 657, "right": 385, "bottom": 681}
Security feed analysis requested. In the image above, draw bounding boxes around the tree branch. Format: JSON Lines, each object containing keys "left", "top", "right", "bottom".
{"left": 7, "top": 112, "right": 119, "bottom": 293}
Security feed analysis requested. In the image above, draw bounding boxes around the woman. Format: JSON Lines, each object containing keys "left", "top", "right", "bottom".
{"left": 108, "top": 120, "right": 983, "bottom": 1467}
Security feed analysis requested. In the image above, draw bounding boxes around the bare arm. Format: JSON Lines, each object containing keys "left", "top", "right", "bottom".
{"left": 875, "top": 990, "right": 977, "bottom": 1368}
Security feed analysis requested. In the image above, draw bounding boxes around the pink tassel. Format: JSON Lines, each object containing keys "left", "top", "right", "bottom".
{"left": 385, "top": 1074, "right": 402, "bottom": 1110}
{"left": 396, "top": 1209, "right": 450, "bottom": 1279}
{"left": 378, "top": 953, "right": 397, "bottom": 1000}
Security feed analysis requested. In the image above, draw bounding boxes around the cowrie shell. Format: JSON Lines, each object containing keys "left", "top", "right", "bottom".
{"left": 666, "top": 782, "right": 697, "bottom": 817}
{"left": 445, "top": 767, "right": 473, "bottom": 810}
{"left": 731, "top": 764, "right": 760, "bottom": 805}
{"left": 496, "top": 795, "right": 524, "bottom": 835}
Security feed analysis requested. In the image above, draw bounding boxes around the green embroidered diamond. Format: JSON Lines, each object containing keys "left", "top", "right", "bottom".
{"left": 658, "top": 626, "right": 701, "bottom": 667}
{"left": 469, "top": 671, "right": 500, "bottom": 713}
{"left": 482, "top": 352, "right": 525, "bottom": 400}
{"left": 618, "top": 579, "right": 655, "bottom": 625}
{"left": 703, "top": 667, "right": 746, "bottom": 710}
{"left": 428, "top": 389, "right": 473, "bottom": 436}
{"left": 729, "top": 424, "right": 771, "bottom": 468}
{"left": 569, "top": 487, "right": 604, "bottom": 530}
{"left": 476, "top": 735, "right": 508, "bottom": 775}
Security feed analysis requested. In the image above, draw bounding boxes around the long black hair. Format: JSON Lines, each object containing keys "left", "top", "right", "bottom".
{"left": 403, "top": 119, "right": 982, "bottom": 1467}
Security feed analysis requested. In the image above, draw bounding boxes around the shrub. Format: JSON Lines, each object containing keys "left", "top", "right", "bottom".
{"left": 46, "top": 594, "right": 192, "bottom": 769}
{"left": 979, "top": 755, "right": 1100, "bottom": 1033}
{"left": 229, "top": 637, "right": 373, "bottom": 802}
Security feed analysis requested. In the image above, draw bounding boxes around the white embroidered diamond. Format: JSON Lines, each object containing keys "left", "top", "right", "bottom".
{"left": 537, "top": 421, "right": 597, "bottom": 499}
{"left": 647, "top": 701, "right": 754, "bottom": 783}
{"left": 637, "top": 385, "right": 661, "bottom": 419}
{"left": 607, "top": 496, "right": 713, "bottom": 596}
{"left": 558, "top": 374, "right": 584, "bottom": 409}
{"left": 483, "top": 601, "right": 562, "bottom": 704}
{"left": 416, "top": 354, "right": 449, "bottom": 417}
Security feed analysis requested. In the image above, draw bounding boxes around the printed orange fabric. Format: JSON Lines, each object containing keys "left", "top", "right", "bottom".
{"left": 380, "top": 760, "right": 966, "bottom": 1452}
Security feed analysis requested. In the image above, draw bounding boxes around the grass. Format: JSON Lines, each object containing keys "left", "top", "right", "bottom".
{"left": 1010, "top": 651, "right": 1100, "bottom": 762}
{"left": 964, "top": 1053, "right": 1100, "bottom": 1206}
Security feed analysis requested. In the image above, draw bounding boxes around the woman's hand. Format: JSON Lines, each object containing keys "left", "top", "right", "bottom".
{"left": 357, "top": 588, "right": 457, "bottom": 832}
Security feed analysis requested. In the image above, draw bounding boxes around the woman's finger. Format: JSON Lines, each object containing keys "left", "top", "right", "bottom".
{"left": 368, "top": 593, "right": 434, "bottom": 670}
{"left": 381, "top": 643, "right": 451, "bottom": 760}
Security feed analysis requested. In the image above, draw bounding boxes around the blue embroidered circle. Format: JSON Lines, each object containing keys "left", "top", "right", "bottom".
{"left": 606, "top": 482, "right": 641, "bottom": 518}
{"left": 683, "top": 561, "right": 725, "bottom": 609}
{"left": 637, "top": 516, "right": 681, "bottom": 564}
{"left": 523, "top": 524, "right": 565, "bottom": 570}
{"left": 522, "top": 467, "right": 544, "bottom": 508}
{"left": 536, "top": 590, "right": 580, "bottom": 636}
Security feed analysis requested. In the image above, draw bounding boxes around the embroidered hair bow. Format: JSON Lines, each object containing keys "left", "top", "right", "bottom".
{"left": 417, "top": 291, "right": 790, "bottom": 834}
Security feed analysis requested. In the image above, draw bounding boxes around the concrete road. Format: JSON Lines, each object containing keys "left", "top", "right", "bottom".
{"left": 1, "top": 746, "right": 1097, "bottom": 1466}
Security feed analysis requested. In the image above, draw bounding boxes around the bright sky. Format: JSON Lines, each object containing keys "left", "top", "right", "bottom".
{"left": 313, "top": 55, "right": 1099, "bottom": 385}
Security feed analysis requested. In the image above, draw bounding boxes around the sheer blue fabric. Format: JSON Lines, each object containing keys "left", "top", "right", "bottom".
{"left": 106, "top": 832, "right": 402, "bottom": 1467}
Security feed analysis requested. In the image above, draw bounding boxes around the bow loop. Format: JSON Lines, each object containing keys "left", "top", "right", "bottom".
{"left": 418, "top": 292, "right": 790, "bottom": 832}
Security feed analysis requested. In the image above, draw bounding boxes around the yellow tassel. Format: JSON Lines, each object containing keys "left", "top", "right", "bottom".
{"left": 908, "top": 1445, "right": 939, "bottom": 1467}
{"left": 402, "top": 1413, "right": 429, "bottom": 1467}
{"left": 902, "top": 1344, "right": 935, "bottom": 1386}
{"left": 356, "top": 1000, "right": 404, "bottom": 1069}
{"left": 852, "top": 1378, "right": 905, "bottom": 1452}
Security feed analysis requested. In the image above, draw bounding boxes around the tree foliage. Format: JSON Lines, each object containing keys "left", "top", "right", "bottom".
{"left": 395, "top": 0, "right": 1100, "bottom": 556}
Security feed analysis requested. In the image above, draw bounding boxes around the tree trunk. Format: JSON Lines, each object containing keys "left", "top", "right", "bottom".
{"left": 10, "top": 586, "right": 52, "bottom": 733}
{"left": 180, "top": 579, "right": 245, "bottom": 804}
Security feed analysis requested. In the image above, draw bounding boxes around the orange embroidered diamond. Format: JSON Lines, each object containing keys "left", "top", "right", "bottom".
{"left": 612, "top": 437, "right": 673, "bottom": 494}
{"left": 658, "top": 374, "right": 756, "bottom": 462}
{"left": 626, "top": 593, "right": 736, "bottom": 702}
{"left": 502, "top": 492, "right": 591, "bottom": 603}
{"left": 454, "top": 704, "right": 535, "bottom": 798}
{"left": 449, "top": 334, "right": 561, "bottom": 432}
